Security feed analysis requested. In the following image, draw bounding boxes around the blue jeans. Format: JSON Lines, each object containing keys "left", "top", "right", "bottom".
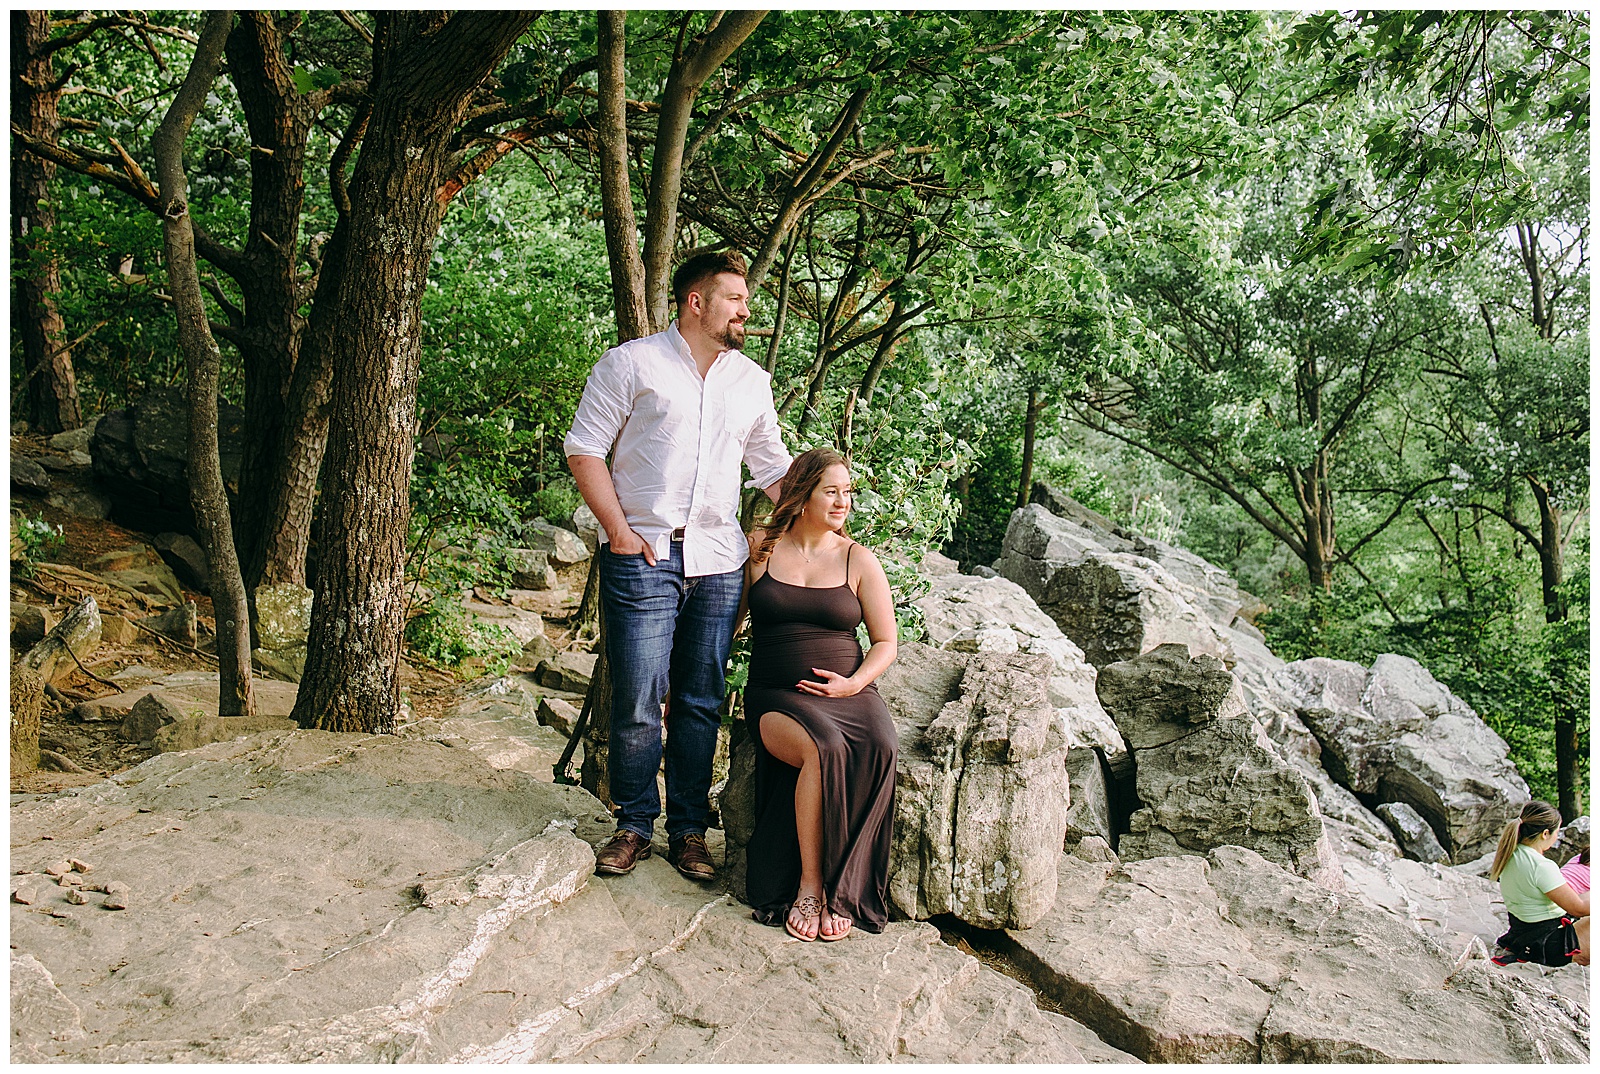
{"left": 599, "top": 542, "right": 742, "bottom": 842}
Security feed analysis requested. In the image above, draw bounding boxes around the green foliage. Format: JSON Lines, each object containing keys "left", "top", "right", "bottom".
{"left": 11, "top": 513, "right": 65, "bottom": 575}
{"left": 404, "top": 599, "right": 522, "bottom": 679}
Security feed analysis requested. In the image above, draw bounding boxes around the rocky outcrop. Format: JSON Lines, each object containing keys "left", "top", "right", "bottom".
{"left": 252, "top": 583, "right": 313, "bottom": 682}
{"left": 1004, "top": 848, "right": 1589, "bottom": 1064}
{"left": 1281, "top": 655, "right": 1527, "bottom": 861}
{"left": 1097, "top": 644, "right": 1337, "bottom": 885}
{"left": 523, "top": 518, "right": 590, "bottom": 565}
{"left": 915, "top": 571, "right": 1124, "bottom": 769}
{"left": 995, "top": 504, "right": 1234, "bottom": 668}
{"left": 90, "top": 386, "right": 245, "bottom": 537}
{"left": 723, "top": 643, "right": 1069, "bottom": 930}
{"left": 9, "top": 728, "right": 1100, "bottom": 1063}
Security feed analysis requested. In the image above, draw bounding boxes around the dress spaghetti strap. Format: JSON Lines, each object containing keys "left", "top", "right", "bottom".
{"left": 843, "top": 542, "right": 854, "bottom": 588}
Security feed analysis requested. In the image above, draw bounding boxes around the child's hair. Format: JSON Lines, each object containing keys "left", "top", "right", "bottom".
{"left": 1489, "top": 800, "right": 1562, "bottom": 880}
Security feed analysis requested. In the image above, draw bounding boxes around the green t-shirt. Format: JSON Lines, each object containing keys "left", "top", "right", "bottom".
{"left": 1499, "top": 844, "right": 1567, "bottom": 922}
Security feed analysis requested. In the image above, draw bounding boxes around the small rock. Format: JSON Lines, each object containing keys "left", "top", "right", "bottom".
{"left": 536, "top": 652, "right": 597, "bottom": 693}
{"left": 11, "top": 456, "right": 51, "bottom": 494}
{"left": 43, "top": 861, "right": 72, "bottom": 878}
{"left": 47, "top": 419, "right": 97, "bottom": 455}
{"left": 64, "top": 889, "right": 88, "bottom": 905}
{"left": 971, "top": 564, "right": 999, "bottom": 578}
{"left": 1071, "top": 835, "right": 1120, "bottom": 864}
{"left": 505, "top": 548, "right": 556, "bottom": 590}
{"left": 11, "top": 602, "right": 56, "bottom": 648}
{"left": 120, "top": 691, "right": 190, "bottom": 743}
{"left": 153, "top": 712, "right": 298, "bottom": 754}
{"left": 524, "top": 518, "right": 590, "bottom": 565}
{"left": 56, "top": 873, "right": 83, "bottom": 888}
{"left": 102, "top": 893, "right": 128, "bottom": 911}
{"left": 11, "top": 885, "right": 39, "bottom": 905}
{"left": 103, "top": 880, "right": 129, "bottom": 895}
{"left": 141, "top": 601, "right": 198, "bottom": 647}
{"left": 68, "top": 858, "right": 92, "bottom": 874}
{"left": 521, "top": 632, "right": 558, "bottom": 664}
{"left": 537, "top": 696, "right": 581, "bottom": 737}
{"left": 99, "top": 613, "right": 139, "bottom": 647}
{"left": 39, "top": 750, "right": 86, "bottom": 774}
{"left": 252, "top": 645, "right": 307, "bottom": 683}
{"left": 153, "top": 532, "right": 209, "bottom": 591}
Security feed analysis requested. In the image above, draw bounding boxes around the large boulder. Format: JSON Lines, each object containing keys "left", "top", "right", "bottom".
{"left": 1004, "top": 848, "right": 1588, "bottom": 1064}
{"left": 9, "top": 730, "right": 1100, "bottom": 1063}
{"left": 1097, "top": 644, "right": 1337, "bottom": 885}
{"left": 89, "top": 386, "right": 245, "bottom": 537}
{"left": 723, "top": 642, "right": 1069, "bottom": 930}
{"left": 1281, "top": 655, "right": 1527, "bottom": 861}
{"left": 879, "top": 644, "right": 1068, "bottom": 928}
{"left": 914, "top": 571, "right": 1124, "bottom": 770}
{"left": 523, "top": 519, "right": 590, "bottom": 565}
{"left": 994, "top": 504, "right": 1233, "bottom": 669}
{"left": 253, "top": 583, "right": 314, "bottom": 682}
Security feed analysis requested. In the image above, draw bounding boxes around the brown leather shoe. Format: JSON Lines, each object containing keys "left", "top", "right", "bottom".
{"left": 594, "top": 829, "right": 651, "bottom": 875}
{"left": 667, "top": 832, "right": 716, "bottom": 881}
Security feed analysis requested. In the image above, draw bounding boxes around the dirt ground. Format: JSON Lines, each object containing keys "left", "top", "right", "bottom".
{"left": 10, "top": 432, "right": 586, "bottom": 796}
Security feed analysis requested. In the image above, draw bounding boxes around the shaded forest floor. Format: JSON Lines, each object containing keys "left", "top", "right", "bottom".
{"left": 9, "top": 431, "right": 586, "bottom": 797}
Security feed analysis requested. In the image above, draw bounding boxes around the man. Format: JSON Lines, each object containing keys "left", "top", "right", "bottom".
{"left": 565, "top": 251, "right": 791, "bottom": 881}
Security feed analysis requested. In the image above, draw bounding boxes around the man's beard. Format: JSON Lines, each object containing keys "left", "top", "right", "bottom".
{"left": 714, "top": 320, "right": 746, "bottom": 350}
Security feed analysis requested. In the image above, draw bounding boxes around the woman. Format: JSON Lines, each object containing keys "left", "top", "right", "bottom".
{"left": 1488, "top": 800, "right": 1590, "bottom": 967}
{"left": 743, "top": 448, "right": 898, "bottom": 942}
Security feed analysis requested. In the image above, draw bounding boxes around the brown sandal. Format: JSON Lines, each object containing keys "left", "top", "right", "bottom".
{"left": 819, "top": 905, "right": 852, "bottom": 942}
{"left": 785, "top": 894, "right": 824, "bottom": 942}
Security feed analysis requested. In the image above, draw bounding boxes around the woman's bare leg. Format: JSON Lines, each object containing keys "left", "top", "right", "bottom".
{"left": 760, "top": 711, "right": 823, "bottom": 939}
{"left": 1574, "top": 917, "right": 1590, "bottom": 966}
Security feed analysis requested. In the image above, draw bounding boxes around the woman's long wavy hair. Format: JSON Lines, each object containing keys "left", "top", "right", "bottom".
{"left": 1489, "top": 800, "right": 1563, "bottom": 880}
{"left": 751, "top": 447, "right": 849, "bottom": 566}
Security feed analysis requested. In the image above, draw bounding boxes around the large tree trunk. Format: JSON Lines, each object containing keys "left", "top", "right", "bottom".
{"left": 292, "top": 11, "right": 533, "bottom": 734}
{"left": 151, "top": 10, "right": 254, "bottom": 717}
{"left": 11, "top": 10, "right": 82, "bottom": 434}
{"left": 224, "top": 12, "right": 325, "bottom": 589}
{"left": 594, "top": 10, "right": 648, "bottom": 343}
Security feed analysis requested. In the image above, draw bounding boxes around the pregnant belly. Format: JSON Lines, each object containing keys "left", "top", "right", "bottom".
{"left": 749, "top": 625, "right": 862, "bottom": 689}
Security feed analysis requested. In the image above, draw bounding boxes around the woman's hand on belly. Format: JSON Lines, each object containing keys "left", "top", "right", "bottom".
{"left": 796, "top": 667, "right": 864, "bottom": 697}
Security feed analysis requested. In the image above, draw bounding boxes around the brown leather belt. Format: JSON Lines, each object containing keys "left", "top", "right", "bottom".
{"left": 671, "top": 527, "right": 686, "bottom": 540}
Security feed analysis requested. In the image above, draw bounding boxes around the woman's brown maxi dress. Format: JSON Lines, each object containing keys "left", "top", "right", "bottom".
{"left": 744, "top": 546, "right": 897, "bottom": 932}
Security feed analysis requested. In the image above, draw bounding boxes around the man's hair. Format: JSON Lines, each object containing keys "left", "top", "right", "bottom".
{"left": 672, "top": 250, "right": 748, "bottom": 308}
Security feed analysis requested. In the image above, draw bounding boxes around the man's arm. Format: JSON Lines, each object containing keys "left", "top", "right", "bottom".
{"left": 569, "top": 454, "right": 655, "bottom": 566}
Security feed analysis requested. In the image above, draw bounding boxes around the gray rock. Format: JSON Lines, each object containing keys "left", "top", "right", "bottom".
{"left": 524, "top": 518, "right": 589, "bottom": 565}
{"left": 571, "top": 504, "right": 600, "bottom": 553}
{"left": 1550, "top": 814, "right": 1588, "bottom": 866}
{"left": 1028, "top": 482, "right": 1132, "bottom": 545}
{"left": 74, "top": 696, "right": 137, "bottom": 723}
{"left": 21, "top": 596, "right": 102, "bottom": 686}
{"left": 12, "top": 456, "right": 52, "bottom": 494}
{"left": 11, "top": 601, "right": 56, "bottom": 648}
{"left": 64, "top": 889, "right": 89, "bottom": 905}
{"left": 152, "top": 532, "right": 208, "bottom": 591}
{"left": 915, "top": 571, "right": 1125, "bottom": 769}
{"left": 1005, "top": 848, "right": 1589, "bottom": 1064}
{"left": 140, "top": 601, "right": 197, "bottom": 647}
{"left": 89, "top": 386, "right": 244, "bottom": 537}
{"left": 460, "top": 600, "right": 546, "bottom": 650}
{"left": 504, "top": 548, "right": 556, "bottom": 590}
{"left": 996, "top": 504, "right": 1233, "bottom": 668}
{"left": 1282, "top": 655, "right": 1527, "bottom": 861}
{"left": 1099, "top": 644, "right": 1337, "bottom": 886}
{"left": 8, "top": 730, "right": 1089, "bottom": 1063}
{"left": 99, "top": 613, "right": 139, "bottom": 647}
{"left": 519, "top": 632, "right": 557, "bottom": 664}
{"left": 970, "top": 564, "right": 998, "bottom": 578}
{"left": 153, "top": 714, "right": 300, "bottom": 753}
{"left": 1070, "top": 835, "right": 1120, "bottom": 864}
{"left": 47, "top": 417, "right": 99, "bottom": 455}
{"left": 10, "top": 954, "right": 86, "bottom": 1060}
{"left": 536, "top": 696, "right": 580, "bottom": 738}
{"left": 46, "top": 487, "right": 113, "bottom": 519}
{"left": 536, "top": 652, "right": 596, "bottom": 693}
{"left": 917, "top": 549, "right": 959, "bottom": 576}
{"left": 120, "top": 692, "right": 192, "bottom": 743}
{"left": 1376, "top": 801, "right": 1451, "bottom": 865}
{"left": 1095, "top": 643, "right": 1242, "bottom": 750}
{"left": 94, "top": 545, "right": 185, "bottom": 606}
{"left": 252, "top": 645, "right": 306, "bottom": 683}
{"left": 253, "top": 584, "right": 314, "bottom": 650}
{"left": 880, "top": 644, "right": 1069, "bottom": 929}
{"left": 1063, "top": 748, "right": 1113, "bottom": 846}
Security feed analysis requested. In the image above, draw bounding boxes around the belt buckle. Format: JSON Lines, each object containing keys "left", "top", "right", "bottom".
{"left": 671, "top": 527, "right": 686, "bottom": 541}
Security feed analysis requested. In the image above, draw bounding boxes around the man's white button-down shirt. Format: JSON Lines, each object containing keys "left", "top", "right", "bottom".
{"left": 564, "top": 323, "right": 792, "bottom": 576}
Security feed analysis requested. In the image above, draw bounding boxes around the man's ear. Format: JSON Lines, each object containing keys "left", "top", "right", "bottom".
{"left": 684, "top": 289, "right": 703, "bottom": 318}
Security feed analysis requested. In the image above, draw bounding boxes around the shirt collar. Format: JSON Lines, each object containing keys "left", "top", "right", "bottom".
{"left": 668, "top": 321, "right": 739, "bottom": 370}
